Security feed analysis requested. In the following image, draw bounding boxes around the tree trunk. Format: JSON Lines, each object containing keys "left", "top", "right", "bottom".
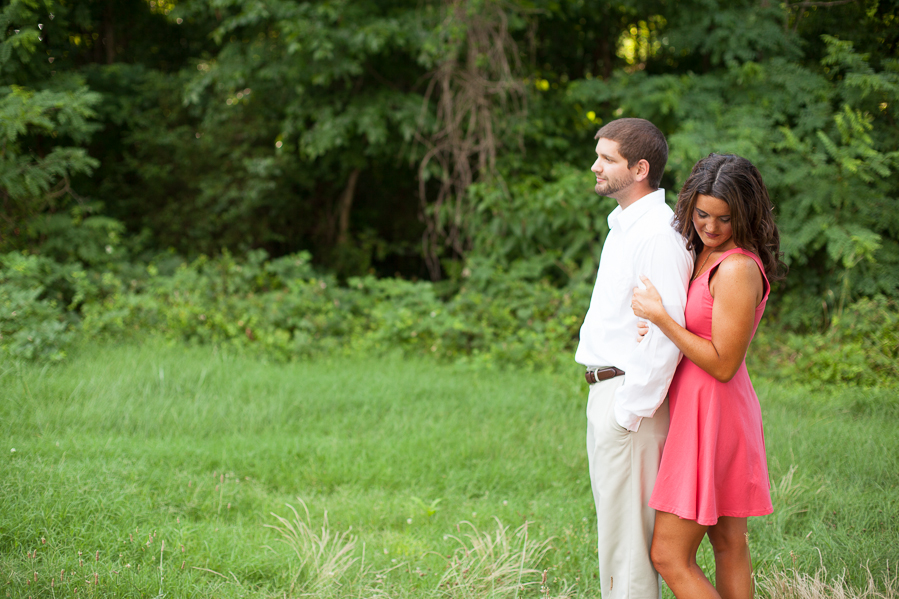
{"left": 104, "top": 0, "right": 116, "bottom": 64}
{"left": 336, "top": 168, "right": 361, "bottom": 245}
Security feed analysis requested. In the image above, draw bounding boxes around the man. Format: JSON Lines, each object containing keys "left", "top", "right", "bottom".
{"left": 575, "top": 118, "right": 692, "bottom": 599}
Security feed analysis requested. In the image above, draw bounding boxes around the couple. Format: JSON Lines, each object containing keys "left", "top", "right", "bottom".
{"left": 576, "top": 118, "right": 784, "bottom": 599}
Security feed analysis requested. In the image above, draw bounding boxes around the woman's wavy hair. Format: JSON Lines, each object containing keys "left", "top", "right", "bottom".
{"left": 673, "top": 153, "right": 787, "bottom": 281}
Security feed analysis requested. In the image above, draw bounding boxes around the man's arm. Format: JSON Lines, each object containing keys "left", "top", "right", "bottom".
{"left": 613, "top": 233, "right": 691, "bottom": 431}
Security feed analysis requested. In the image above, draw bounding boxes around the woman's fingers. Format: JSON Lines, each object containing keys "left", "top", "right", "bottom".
{"left": 632, "top": 276, "right": 664, "bottom": 322}
{"left": 636, "top": 320, "right": 649, "bottom": 342}
{"left": 639, "top": 275, "right": 660, "bottom": 296}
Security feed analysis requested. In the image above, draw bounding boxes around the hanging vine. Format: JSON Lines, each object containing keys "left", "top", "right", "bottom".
{"left": 415, "top": 0, "right": 528, "bottom": 280}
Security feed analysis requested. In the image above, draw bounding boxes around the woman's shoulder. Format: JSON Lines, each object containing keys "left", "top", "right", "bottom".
{"left": 716, "top": 251, "right": 762, "bottom": 279}
{"left": 711, "top": 250, "right": 766, "bottom": 300}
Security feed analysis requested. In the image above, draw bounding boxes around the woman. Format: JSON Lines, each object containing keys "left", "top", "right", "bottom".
{"left": 631, "top": 153, "right": 785, "bottom": 599}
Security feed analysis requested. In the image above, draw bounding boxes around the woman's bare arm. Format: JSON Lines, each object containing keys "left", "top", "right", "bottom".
{"left": 631, "top": 254, "right": 763, "bottom": 382}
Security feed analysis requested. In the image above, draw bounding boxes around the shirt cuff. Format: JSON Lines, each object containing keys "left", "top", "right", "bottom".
{"left": 614, "top": 404, "right": 642, "bottom": 432}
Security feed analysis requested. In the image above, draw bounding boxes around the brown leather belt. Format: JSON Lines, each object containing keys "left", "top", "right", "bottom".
{"left": 585, "top": 367, "right": 626, "bottom": 385}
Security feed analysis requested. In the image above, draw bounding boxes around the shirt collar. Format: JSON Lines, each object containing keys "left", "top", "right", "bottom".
{"left": 607, "top": 188, "right": 667, "bottom": 232}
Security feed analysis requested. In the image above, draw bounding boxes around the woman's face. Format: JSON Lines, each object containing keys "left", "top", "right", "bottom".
{"left": 692, "top": 194, "right": 735, "bottom": 251}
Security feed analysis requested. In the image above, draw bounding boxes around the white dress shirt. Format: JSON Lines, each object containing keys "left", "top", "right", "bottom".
{"left": 575, "top": 189, "right": 693, "bottom": 432}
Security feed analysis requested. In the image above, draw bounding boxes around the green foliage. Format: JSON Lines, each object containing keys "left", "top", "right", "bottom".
{"left": 0, "top": 80, "right": 102, "bottom": 247}
{"left": 468, "top": 165, "right": 617, "bottom": 283}
{"left": 4, "top": 243, "right": 894, "bottom": 392}
{"left": 540, "top": 33, "right": 899, "bottom": 326}
{"left": 68, "top": 249, "right": 589, "bottom": 371}
{"left": 146, "top": 0, "right": 431, "bottom": 266}
{"left": 0, "top": 252, "right": 73, "bottom": 361}
{"left": 754, "top": 295, "right": 899, "bottom": 388}
{"left": 3, "top": 0, "right": 899, "bottom": 336}
{"left": 1, "top": 1, "right": 104, "bottom": 253}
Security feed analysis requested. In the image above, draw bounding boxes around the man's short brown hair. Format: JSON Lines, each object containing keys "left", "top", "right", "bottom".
{"left": 594, "top": 118, "right": 668, "bottom": 189}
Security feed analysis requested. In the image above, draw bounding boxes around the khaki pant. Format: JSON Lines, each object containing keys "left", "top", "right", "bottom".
{"left": 586, "top": 377, "right": 669, "bottom": 599}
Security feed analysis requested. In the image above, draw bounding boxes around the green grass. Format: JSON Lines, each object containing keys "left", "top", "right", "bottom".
{"left": 1, "top": 340, "right": 897, "bottom": 598}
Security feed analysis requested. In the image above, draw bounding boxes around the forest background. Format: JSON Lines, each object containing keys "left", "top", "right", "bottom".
{"left": 2, "top": 1, "right": 899, "bottom": 598}
{"left": 2, "top": 0, "right": 898, "bottom": 379}
{"left": 1, "top": 0, "right": 898, "bottom": 379}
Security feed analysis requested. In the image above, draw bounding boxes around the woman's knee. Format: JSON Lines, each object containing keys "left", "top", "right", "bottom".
{"left": 651, "top": 512, "right": 707, "bottom": 577}
{"left": 650, "top": 540, "right": 675, "bottom": 575}
{"left": 707, "top": 520, "right": 750, "bottom": 558}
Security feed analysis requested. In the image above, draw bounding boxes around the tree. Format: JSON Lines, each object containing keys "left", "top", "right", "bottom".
{"left": 1, "top": 1, "right": 102, "bottom": 252}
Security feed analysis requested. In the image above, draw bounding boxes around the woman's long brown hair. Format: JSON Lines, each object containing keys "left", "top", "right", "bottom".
{"left": 673, "top": 153, "right": 787, "bottom": 281}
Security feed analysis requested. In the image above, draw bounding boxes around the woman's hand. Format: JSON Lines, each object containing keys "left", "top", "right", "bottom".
{"left": 636, "top": 320, "right": 649, "bottom": 342}
{"left": 632, "top": 275, "right": 667, "bottom": 324}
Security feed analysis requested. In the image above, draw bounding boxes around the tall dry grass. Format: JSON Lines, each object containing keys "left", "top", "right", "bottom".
{"left": 435, "top": 519, "right": 571, "bottom": 599}
{"left": 759, "top": 565, "right": 898, "bottom": 599}
{"left": 266, "top": 499, "right": 370, "bottom": 596}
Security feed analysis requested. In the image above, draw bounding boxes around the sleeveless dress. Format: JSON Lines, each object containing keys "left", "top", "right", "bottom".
{"left": 648, "top": 248, "right": 773, "bottom": 526}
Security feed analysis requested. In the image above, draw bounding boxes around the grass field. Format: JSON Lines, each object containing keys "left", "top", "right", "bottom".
{"left": 2, "top": 340, "right": 897, "bottom": 598}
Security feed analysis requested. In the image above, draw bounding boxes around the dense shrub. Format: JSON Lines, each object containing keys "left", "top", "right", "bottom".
{"left": 752, "top": 295, "right": 899, "bottom": 388}
{"left": 0, "top": 252, "right": 74, "bottom": 362}
{"left": 3, "top": 249, "right": 897, "bottom": 389}
{"left": 48, "top": 250, "right": 591, "bottom": 370}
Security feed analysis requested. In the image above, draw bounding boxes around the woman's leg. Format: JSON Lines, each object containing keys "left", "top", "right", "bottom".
{"left": 651, "top": 511, "right": 719, "bottom": 599}
{"left": 706, "top": 517, "right": 753, "bottom": 599}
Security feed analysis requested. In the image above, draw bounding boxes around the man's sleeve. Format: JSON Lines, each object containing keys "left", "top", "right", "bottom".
{"left": 613, "top": 233, "right": 692, "bottom": 432}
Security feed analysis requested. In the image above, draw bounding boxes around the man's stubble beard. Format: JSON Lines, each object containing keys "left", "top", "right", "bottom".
{"left": 595, "top": 172, "right": 636, "bottom": 199}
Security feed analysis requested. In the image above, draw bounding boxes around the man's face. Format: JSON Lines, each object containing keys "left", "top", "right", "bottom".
{"left": 591, "top": 137, "right": 636, "bottom": 199}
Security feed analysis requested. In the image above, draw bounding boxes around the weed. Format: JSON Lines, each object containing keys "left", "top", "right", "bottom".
{"left": 265, "top": 499, "right": 367, "bottom": 595}
{"left": 758, "top": 564, "right": 898, "bottom": 599}
{"left": 435, "top": 519, "right": 560, "bottom": 599}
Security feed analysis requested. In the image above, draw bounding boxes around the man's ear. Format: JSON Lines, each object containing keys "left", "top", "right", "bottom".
{"left": 632, "top": 158, "right": 651, "bottom": 182}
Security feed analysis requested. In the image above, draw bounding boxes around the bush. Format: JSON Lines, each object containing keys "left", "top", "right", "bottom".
{"left": 6, "top": 246, "right": 897, "bottom": 391}
{"left": 752, "top": 295, "right": 899, "bottom": 387}
{"left": 0, "top": 252, "right": 74, "bottom": 362}
{"left": 74, "top": 250, "right": 591, "bottom": 370}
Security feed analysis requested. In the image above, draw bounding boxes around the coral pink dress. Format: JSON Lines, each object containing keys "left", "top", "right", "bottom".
{"left": 649, "top": 248, "right": 773, "bottom": 526}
